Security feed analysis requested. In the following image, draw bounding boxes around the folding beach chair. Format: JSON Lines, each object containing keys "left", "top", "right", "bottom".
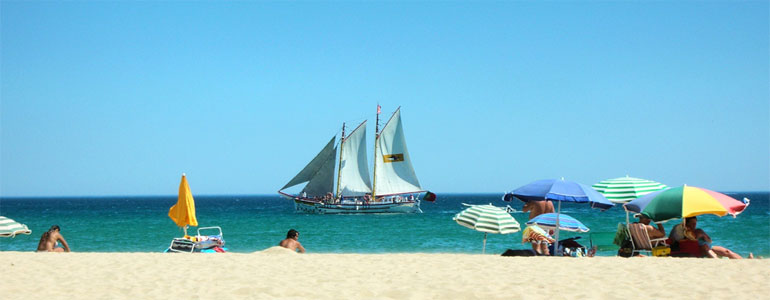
{"left": 626, "top": 223, "right": 669, "bottom": 256}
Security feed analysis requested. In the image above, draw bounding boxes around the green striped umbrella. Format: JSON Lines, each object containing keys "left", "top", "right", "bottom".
{"left": 453, "top": 204, "right": 520, "bottom": 254}
{"left": 0, "top": 216, "right": 32, "bottom": 238}
{"left": 592, "top": 176, "right": 667, "bottom": 203}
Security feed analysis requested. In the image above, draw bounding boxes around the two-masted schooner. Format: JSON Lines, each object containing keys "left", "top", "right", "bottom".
{"left": 278, "top": 106, "right": 433, "bottom": 214}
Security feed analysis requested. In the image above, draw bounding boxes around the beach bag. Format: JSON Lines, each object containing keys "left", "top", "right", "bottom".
{"left": 617, "top": 239, "right": 634, "bottom": 257}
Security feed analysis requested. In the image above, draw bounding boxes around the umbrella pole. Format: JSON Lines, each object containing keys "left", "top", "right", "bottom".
{"left": 625, "top": 210, "right": 630, "bottom": 225}
{"left": 554, "top": 201, "right": 561, "bottom": 256}
{"left": 482, "top": 233, "right": 487, "bottom": 254}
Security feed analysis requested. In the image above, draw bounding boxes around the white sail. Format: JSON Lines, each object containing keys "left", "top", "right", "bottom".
{"left": 280, "top": 136, "right": 337, "bottom": 197}
{"left": 374, "top": 108, "right": 422, "bottom": 195}
{"left": 338, "top": 121, "right": 373, "bottom": 197}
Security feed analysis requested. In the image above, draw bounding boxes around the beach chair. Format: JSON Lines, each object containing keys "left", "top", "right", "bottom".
{"left": 166, "top": 226, "right": 226, "bottom": 253}
{"left": 626, "top": 223, "right": 669, "bottom": 256}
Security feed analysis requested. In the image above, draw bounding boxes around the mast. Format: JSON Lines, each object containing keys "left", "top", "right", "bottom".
{"left": 372, "top": 104, "right": 380, "bottom": 199}
{"left": 335, "top": 123, "right": 345, "bottom": 199}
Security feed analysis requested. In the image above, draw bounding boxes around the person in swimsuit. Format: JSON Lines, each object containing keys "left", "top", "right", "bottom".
{"left": 636, "top": 214, "right": 666, "bottom": 239}
{"left": 528, "top": 229, "right": 554, "bottom": 256}
{"left": 522, "top": 200, "right": 555, "bottom": 221}
{"left": 522, "top": 201, "right": 555, "bottom": 255}
{"left": 669, "top": 216, "right": 750, "bottom": 259}
{"left": 36, "top": 225, "right": 70, "bottom": 252}
{"left": 279, "top": 229, "right": 306, "bottom": 253}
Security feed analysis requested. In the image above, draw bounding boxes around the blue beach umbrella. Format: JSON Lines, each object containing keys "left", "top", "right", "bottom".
{"left": 526, "top": 213, "right": 590, "bottom": 233}
{"left": 507, "top": 179, "right": 614, "bottom": 210}
{"left": 506, "top": 178, "right": 614, "bottom": 255}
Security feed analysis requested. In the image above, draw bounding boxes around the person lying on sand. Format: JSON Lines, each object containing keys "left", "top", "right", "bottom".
{"left": 669, "top": 216, "right": 752, "bottom": 259}
{"left": 279, "top": 229, "right": 305, "bottom": 253}
{"left": 36, "top": 225, "right": 70, "bottom": 252}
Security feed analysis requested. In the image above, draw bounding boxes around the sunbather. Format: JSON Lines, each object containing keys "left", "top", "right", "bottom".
{"left": 669, "top": 216, "right": 750, "bottom": 259}
{"left": 635, "top": 214, "right": 665, "bottom": 239}
{"left": 522, "top": 200, "right": 555, "bottom": 220}
{"left": 523, "top": 226, "right": 554, "bottom": 256}
{"left": 279, "top": 229, "right": 306, "bottom": 253}
{"left": 530, "top": 238, "right": 551, "bottom": 256}
{"left": 36, "top": 225, "right": 70, "bottom": 252}
{"left": 522, "top": 201, "right": 555, "bottom": 255}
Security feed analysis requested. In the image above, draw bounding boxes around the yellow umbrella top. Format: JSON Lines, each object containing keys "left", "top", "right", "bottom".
{"left": 168, "top": 174, "right": 198, "bottom": 227}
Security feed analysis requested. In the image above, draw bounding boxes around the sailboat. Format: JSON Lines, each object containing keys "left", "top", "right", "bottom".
{"left": 278, "top": 106, "right": 434, "bottom": 214}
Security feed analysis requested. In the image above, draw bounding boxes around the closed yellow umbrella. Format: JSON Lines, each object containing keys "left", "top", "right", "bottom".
{"left": 168, "top": 174, "right": 198, "bottom": 228}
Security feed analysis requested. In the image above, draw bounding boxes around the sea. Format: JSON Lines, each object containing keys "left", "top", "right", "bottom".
{"left": 1, "top": 192, "right": 768, "bottom": 257}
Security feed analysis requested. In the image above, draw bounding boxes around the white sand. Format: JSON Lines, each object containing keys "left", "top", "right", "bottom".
{"left": 1, "top": 249, "right": 768, "bottom": 299}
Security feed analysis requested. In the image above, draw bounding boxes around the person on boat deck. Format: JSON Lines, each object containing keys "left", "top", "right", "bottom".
{"left": 279, "top": 229, "right": 305, "bottom": 253}
{"left": 635, "top": 214, "right": 666, "bottom": 239}
{"left": 669, "top": 216, "right": 749, "bottom": 259}
{"left": 521, "top": 200, "right": 555, "bottom": 222}
{"left": 36, "top": 225, "right": 70, "bottom": 252}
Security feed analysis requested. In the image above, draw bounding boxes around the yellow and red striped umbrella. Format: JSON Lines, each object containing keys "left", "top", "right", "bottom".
{"left": 623, "top": 185, "right": 749, "bottom": 222}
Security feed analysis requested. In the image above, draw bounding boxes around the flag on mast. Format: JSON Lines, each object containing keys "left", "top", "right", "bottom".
{"left": 377, "top": 104, "right": 381, "bottom": 114}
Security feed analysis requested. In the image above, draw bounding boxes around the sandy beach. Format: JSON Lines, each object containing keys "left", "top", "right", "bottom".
{"left": 1, "top": 247, "right": 767, "bottom": 299}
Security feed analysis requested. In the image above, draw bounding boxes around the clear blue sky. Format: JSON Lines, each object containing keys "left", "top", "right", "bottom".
{"left": 1, "top": 1, "right": 768, "bottom": 197}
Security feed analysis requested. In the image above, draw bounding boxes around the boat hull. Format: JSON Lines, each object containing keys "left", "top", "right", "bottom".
{"left": 291, "top": 197, "right": 422, "bottom": 214}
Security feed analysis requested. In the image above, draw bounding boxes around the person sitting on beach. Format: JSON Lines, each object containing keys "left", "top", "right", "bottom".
{"left": 531, "top": 230, "right": 553, "bottom": 256}
{"left": 36, "top": 225, "right": 70, "bottom": 252}
{"left": 669, "top": 216, "right": 750, "bottom": 259}
{"left": 522, "top": 200, "right": 555, "bottom": 221}
{"left": 279, "top": 229, "right": 305, "bottom": 253}
{"left": 635, "top": 214, "right": 665, "bottom": 239}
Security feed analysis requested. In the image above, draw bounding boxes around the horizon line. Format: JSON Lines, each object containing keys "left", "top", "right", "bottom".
{"left": 1, "top": 190, "right": 769, "bottom": 199}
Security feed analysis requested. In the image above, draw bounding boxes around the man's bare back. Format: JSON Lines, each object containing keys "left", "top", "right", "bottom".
{"left": 279, "top": 229, "right": 305, "bottom": 253}
{"left": 279, "top": 238, "right": 305, "bottom": 253}
{"left": 523, "top": 200, "right": 555, "bottom": 220}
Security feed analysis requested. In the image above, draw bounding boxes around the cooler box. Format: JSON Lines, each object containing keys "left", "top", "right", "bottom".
{"left": 652, "top": 245, "right": 671, "bottom": 257}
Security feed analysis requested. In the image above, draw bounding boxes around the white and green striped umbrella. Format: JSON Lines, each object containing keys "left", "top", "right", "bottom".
{"left": 453, "top": 204, "right": 520, "bottom": 253}
{"left": 0, "top": 216, "right": 32, "bottom": 238}
{"left": 592, "top": 176, "right": 667, "bottom": 204}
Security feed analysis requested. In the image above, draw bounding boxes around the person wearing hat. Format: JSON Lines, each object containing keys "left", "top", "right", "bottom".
{"left": 636, "top": 214, "right": 665, "bottom": 239}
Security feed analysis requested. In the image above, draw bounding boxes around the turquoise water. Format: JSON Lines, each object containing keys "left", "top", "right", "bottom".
{"left": 1, "top": 192, "right": 768, "bottom": 256}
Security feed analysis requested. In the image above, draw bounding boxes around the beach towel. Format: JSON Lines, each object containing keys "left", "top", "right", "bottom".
{"left": 501, "top": 249, "right": 538, "bottom": 257}
{"left": 522, "top": 225, "right": 555, "bottom": 244}
{"left": 613, "top": 223, "right": 629, "bottom": 247}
